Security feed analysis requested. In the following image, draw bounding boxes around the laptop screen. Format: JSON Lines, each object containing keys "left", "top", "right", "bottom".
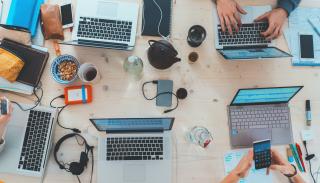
{"left": 90, "top": 118, "right": 174, "bottom": 132}
{"left": 218, "top": 47, "right": 291, "bottom": 60}
{"left": 231, "top": 86, "right": 302, "bottom": 105}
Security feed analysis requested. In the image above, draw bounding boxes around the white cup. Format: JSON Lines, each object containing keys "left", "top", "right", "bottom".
{"left": 78, "top": 63, "right": 101, "bottom": 84}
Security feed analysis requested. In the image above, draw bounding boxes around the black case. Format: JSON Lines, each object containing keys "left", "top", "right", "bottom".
{"left": 0, "top": 38, "right": 49, "bottom": 87}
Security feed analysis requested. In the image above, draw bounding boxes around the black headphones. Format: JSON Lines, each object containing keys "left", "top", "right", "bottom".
{"left": 54, "top": 133, "right": 94, "bottom": 182}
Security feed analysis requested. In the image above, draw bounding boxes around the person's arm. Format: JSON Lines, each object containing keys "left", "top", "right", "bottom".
{"left": 277, "top": 0, "right": 301, "bottom": 16}
{"left": 221, "top": 150, "right": 253, "bottom": 183}
{"left": 268, "top": 149, "right": 306, "bottom": 183}
{"left": 0, "top": 100, "right": 12, "bottom": 153}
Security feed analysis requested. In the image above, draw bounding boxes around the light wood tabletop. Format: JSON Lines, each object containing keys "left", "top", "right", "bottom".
{"left": 1, "top": 0, "right": 320, "bottom": 182}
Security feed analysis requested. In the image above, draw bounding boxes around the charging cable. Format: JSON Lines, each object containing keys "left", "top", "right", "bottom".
{"left": 141, "top": 0, "right": 171, "bottom": 40}
{"left": 142, "top": 80, "right": 187, "bottom": 113}
{"left": 50, "top": 95, "right": 81, "bottom": 133}
{"left": 303, "top": 140, "right": 316, "bottom": 183}
{"left": 11, "top": 82, "right": 43, "bottom": 111}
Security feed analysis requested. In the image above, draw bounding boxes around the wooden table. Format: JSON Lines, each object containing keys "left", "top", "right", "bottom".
{"left": 1, "top": 0, "right": 320, "bottom": 182}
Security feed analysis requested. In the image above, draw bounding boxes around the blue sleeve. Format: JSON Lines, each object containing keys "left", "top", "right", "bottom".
{"left": 277, "top": 0, "right": 301, "bottom": 15}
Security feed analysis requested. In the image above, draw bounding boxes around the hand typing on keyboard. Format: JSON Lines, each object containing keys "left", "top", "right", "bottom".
{"left": 216, "top": 0, "right": 247, "bottom": 35}
{"left": 254, "top": 8, "right": 288, "bottom": 40}
{"left": 215, "top": 0, "right": 299, "bottom": 40}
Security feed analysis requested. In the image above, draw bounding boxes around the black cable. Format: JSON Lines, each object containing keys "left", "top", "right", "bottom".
{"left": 50, "top": 95, "right": 81, "bottom": 133}
{"left": 142, "top": 80, "right": 179, "bottom": 113}
{"left": 76, "top": 175, "right": 81, "bottom": 183}
{"left": 90, "top": 147, "right": 94, "bottom": 183}
{"left": 303, "top": 141, "right": 316, "bottom": 183}
{"left": 11, "top": 83, "right": 43, "bottom": 111}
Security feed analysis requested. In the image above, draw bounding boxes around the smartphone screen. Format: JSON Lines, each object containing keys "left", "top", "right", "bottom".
{"left": 300, "top": 35, "right": 314, "bottom": 59}
{"left": 253, "top": 139, "right": 271, "bottom": 170}
{"left": 61, "top": 4, "right": 73, "bottom": 26}
{"left": 156, "top": 80, "right": 173, "bottom": 107}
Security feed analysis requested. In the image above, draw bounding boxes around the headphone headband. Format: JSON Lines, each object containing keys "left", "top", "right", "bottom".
{"left": 54, "top": 133, "right": 92, "bottom": 171}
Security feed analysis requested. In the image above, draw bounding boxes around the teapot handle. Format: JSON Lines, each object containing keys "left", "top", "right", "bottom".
{"left": 148, "top": 40, "right": 157, "bottom": 47}
{"left": 147, "top": 40, "right": 178, "bottom": 55}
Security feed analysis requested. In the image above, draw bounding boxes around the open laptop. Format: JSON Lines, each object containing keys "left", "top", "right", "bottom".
{"left": 90, "top": 118, "right": 174, "bottom": 183}
{"left": 227, "top": 86, "right": 303, "bottom": 147}
{"left": 214, "top": 6, "right": 292, "bottom": 60}
{"left": 0, "top": 104, "right": 57, "bottom": 179}
{"left": 60, "top": 0, "right": 139, "bottom": 51}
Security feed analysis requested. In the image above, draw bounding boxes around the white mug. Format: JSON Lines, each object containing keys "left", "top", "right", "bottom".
{"left": 78, "top": 63, "right": 101, "bottom": 84}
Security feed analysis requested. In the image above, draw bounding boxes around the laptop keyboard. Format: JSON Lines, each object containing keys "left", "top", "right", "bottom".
{"left": 230, "top": 106, "right": 290, "bottom": 130}
{"left": 18, "top": 110, "right": 52, "bottom": 172}
{"left": 218, "top": 22, "right": 271, "bottom": 46}
{"left": 106, "top": 137, "right": 164, "bottom": 161}
{"left": 77, "top": 17, "right": 132, "bottom": 42}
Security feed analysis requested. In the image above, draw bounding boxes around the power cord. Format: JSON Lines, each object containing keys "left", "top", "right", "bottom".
{"left": 142, "top": 80, "right": 179, "bottom": 113}
{"left": 303, "top": 140, "right": 316, "bottom": 183}
{"left": 141, "top": 0, "right": 171, "bottom": 40}
{"left": 11, "top": 82, "right": 43, "bottom": 111}
{"left": 50, "top": 95, "right": 81, "bottom": 133}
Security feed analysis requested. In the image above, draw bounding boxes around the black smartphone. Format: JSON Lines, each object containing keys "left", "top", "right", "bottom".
{"left": 253, "top": 139, "right": 271, "bottom": 170}
{"left": 299, "top": 34, "right": 314, "bottom": 60}
{"left": 0, "top": 98, "right": 9, "bottom": 115}
{"left": 156, "top": 80, "right": 173, "bottom": 107}
{"left": 60, "top": 3, "right": 74, "bottom": 29}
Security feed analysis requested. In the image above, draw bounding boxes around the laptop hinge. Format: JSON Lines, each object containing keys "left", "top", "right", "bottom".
{"left": 223, "top": 45, "right": 268, "bottom": 50}
{"left": 230, "top": 102, "right": 288, "bottom": 107}
{"left": 105, "top": 129, "right": 164, "bottom": 134}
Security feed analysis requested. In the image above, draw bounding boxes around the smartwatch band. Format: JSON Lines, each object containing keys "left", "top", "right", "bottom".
{"left": 284, "top": 164, "right": 297, "bottom": 178}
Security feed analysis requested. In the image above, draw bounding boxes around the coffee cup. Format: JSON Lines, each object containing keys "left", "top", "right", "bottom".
{"left": 78, "top": 63, "right": 100, "bottom": 84}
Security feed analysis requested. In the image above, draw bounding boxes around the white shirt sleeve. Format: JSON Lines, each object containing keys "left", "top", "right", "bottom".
{"left": 0, "top": 127, "right": 6, "bottom": 153}
{"left": 0, "top": 138, "right": 5, "bottom": 153}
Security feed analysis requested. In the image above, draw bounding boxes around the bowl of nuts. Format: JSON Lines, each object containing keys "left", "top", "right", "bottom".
{"left": 51, "top": 55, "right": 80, "bottom": 84}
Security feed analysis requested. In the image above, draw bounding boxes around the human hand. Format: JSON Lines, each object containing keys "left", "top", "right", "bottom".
{"left": 232, "top": 149, "right": 253, "bottom": 178}
{"left": 254, "top": 8, "right": 288, "bottom": 40}
{"left": 267, "top": 149, "right": 295, "bottom": 175}
{"left": 216, "top": 0, "right": 247, "bottom": 35}
{"left": 0, "top": 97, "right": 12, "bottom": 127}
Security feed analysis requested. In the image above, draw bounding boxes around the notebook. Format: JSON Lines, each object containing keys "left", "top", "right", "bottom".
{"left": 6, "top": 0, "right": 43, "bottom": 37}
{"left": 0, "top": 39, "right": 49, "bottom": 87}
{"left": 142, "top": 0, "right": 172, "bottom": 37}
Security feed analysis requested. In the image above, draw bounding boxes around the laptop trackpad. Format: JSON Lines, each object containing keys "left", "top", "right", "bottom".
{"left": 235, "top": 129, "right": 271, "bottom": 147}
{"left": 123, "top": 164, "right": 146, "bottom": 182}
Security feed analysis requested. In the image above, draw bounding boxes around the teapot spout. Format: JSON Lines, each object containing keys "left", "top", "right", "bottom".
{"left": 175, "top": 57, "right": 181, "bottom": 63}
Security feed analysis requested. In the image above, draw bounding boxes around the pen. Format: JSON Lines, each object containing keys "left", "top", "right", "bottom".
{"left": 290, "top": 144, "right": 303, "bottom": 172}
{"left": 287, "top": 147, "right": 294, "bottom": 164}
{"left": 306, "top": 100, "right": 311, "bottom": 126}
{"left": 296, "top": 143, "right": 306, "bottom": 172}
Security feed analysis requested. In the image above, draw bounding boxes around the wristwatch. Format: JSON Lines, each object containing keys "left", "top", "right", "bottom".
{"left": 284, "top": 164, "right": 297, "bottom": 178}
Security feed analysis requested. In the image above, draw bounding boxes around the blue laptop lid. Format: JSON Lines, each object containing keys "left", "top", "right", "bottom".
{"left": 231, "top": 86, "right": 303, "bottom": 105}
{"left": 90, "top": 118, "right": 175, "bottom": 132}
{"left": 6, "top": 0, "right": 43, "bottom": 37}
{"left": 218, "top": 47, "right": 292, "bottom": 60}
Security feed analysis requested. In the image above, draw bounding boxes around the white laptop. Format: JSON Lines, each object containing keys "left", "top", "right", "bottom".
{"left": 213, "top": 6, "right": 291, "bottom": 60}
{"left": 61, "top": 0, "right": 139, "bottom": 51}
{"left": 0, "top": 104, "right": 57, "bottom": 179}
{"left": 90, "top": 118, "right": 174, "bottom": 183}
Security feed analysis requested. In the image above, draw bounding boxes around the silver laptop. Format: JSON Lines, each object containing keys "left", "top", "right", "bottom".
{"left": 61, "top": 0, "right": 139, "bottom": 50}
{"left": 0, "top": 104, "right": 57, "bottom": 179}
{"left": 228, "top": 86, "right": 303, "bottom": 147}
{"left": 90, "top": 118, "right": 174, "bottom": 183}
{"left": 214, "top": 6, "right": 291, "bottom": 60}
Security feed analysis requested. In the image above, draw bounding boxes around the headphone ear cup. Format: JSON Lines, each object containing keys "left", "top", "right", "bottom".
{"left": 69, "top": 162, "right": 85, "bottom": 175}
{"left": 80, "top": 151, "right": 89, "bottom": 167}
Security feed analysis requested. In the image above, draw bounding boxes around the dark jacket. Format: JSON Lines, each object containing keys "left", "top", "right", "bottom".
{"left": 278, "top": 0, "right": 301, "bottom": 15}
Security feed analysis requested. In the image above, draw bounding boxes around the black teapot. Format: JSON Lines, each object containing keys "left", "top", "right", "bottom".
{"left": 147, "top": 40, "right": 181, "bottom": 70}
